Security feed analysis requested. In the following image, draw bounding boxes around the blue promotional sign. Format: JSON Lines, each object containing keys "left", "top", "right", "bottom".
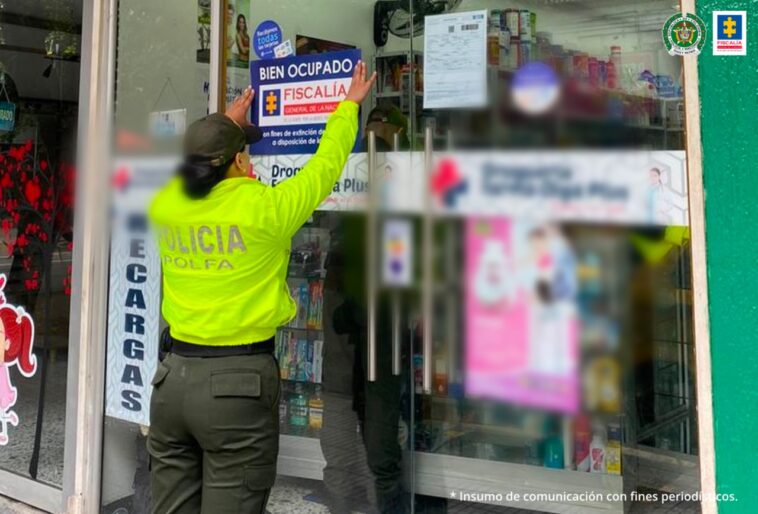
{"left": 250, "top": 49, "right": 361, "bottom": 155}
{"left": 0, "top": 102, "right": 16, "bottom": 132}
{"left": 253, "top": 20, "right": 282, "bottom": 60}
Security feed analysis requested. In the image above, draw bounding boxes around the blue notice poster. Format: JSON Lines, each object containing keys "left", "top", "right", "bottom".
{"left": 250, "top": 49, "right": 361, "bottom": 155}
{"left": 253, "top": 20, "right": 282, "bottom": 60}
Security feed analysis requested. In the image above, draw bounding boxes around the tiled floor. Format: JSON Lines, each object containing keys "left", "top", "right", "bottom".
{"left": 1, "top": 479, "right": 702, "bottom": 514}
{"left": 0, "top": 495, "right": 45, "bottom": 514}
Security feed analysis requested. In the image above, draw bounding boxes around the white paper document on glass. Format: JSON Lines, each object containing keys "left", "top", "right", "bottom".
{"left": 423, "top": 10, "right": 487, "bottom": 109}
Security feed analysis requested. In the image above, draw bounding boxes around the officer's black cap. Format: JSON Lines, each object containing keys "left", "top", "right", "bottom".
{"left": 183, "top": 113, "right": 263, "bottom": 166}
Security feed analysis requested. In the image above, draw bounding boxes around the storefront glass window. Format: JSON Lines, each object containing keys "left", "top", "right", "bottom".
{"left": 100, "top": 1, "right": 701, "bottom": 513}
{"left": 0, "top": 0, "right": 80, "bottom": 487}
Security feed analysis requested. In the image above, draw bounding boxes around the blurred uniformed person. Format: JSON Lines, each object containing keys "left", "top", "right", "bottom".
{"left": 147, "top": 62, "right": 376, "bottom": 514}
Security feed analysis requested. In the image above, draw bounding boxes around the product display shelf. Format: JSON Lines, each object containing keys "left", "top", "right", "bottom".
{"left": 390, "top": 49, "right": 685, "bottom": 149}
{"left": 276, "top": 435, "right": 625, "bottom": 513}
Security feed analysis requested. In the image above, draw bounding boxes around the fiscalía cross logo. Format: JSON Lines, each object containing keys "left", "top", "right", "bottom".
{"left": 713, "top": 11, "right": 747, "bottom": 56}
{"left": 662, "top": 12, "right": 707, "bottom": 56}
{"left": 0, "top": 273, "right": 37, "bottom": 446}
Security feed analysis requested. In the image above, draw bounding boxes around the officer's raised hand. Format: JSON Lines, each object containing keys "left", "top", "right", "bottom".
{"left": 345, "top": 60, "right": 377, "bottom": 105}
{"left": 226, "top": 85, "right": 255, "bottom": 127}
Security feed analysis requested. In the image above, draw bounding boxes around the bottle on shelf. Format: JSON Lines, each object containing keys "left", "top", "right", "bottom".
{"left": 574, "top": 413, "right": 591, "bottom": 472}
{"left": 488, "top": 10, "right": 502, "bottom": 66}
{"left": 589, "top": 425, "right": 606, "bottom": 474}
{"left": 605, "top": 422, "right": 622, "bottom": 475}
{"left": 308, "top": 385, "right": 324, "bottom": 433}
{"left": 542, "top": 416, "right": 564, "bottom": 469}
{"left": 522, "top": 411, "right": 543, "bottom": 466}
{"left": 288, "top": 382, "right": 309, "bottom": 436}
{"left": 433, "top": 356, "right": 448, "bottom": 396}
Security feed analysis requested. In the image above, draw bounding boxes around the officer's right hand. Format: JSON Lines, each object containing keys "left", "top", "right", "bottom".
{"left": 345, "top": 60, "right": 377, "bottom": 105}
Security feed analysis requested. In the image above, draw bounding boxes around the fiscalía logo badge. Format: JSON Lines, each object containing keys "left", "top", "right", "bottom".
{"left": 662, "top": 12, "right": 706, "bottom": 56}
{"left": 713, "top": 11, "right": 747, "bottom": 56}
{"left": 0, "top": 274, "right": 38, "bottom": 446}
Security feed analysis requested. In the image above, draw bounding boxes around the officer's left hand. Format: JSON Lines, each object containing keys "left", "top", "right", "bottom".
{"left": 225, "top": 86, "right": 254, "bottom": 127}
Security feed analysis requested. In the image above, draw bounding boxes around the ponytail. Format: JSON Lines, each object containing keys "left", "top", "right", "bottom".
{"left": 178, "top": 156, "right": 234, "bottom": 199}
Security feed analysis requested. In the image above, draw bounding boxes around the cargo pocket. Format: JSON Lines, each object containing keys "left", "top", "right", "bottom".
{"left": 210, "top": 370, "right": 261, "bottom": 398}
{"left": 242, "top": 463, "right": 277, "bottom": 513}
{"left": 150, "top": 361, "right": 171, "bottom": 388}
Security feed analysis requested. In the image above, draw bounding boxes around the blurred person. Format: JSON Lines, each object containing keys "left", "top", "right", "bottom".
{"left": 647, "top": 167, "right": 674, "bottom": 224}
{"left": 526, "top": 226, "right": 577, "bottom": 377}
{"left": 320, "top": 214, "right": 377, "bottom": 513}
{"left": 225, "top": 3, "right": 235, "bottom": 58}
{"left": 147, "top": 62, "right": 376, "bottom": 514}
{"left": 361, "top": 104, "right": 409, "bottom": 151}
{"left": 235, "top": 14, "right": 250, "bottom": 64}
{"left": 321, "top": 213, "right": 408, "bottom": 513}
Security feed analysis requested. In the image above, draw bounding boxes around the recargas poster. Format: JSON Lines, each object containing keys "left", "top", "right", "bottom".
{"left": 464, "top": 218, "right": 580, "bottom": 413}
{"left": 105, "top": 159, "right": 172, "bottom": 426}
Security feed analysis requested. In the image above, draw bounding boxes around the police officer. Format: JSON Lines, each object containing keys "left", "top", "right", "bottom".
{"left": 147, "top": 61, "right": 376, "bottom": 514}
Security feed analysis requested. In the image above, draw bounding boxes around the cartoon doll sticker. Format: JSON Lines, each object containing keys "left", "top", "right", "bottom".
{"left": 0, "top": 274, "right": 37, "bottom": 446}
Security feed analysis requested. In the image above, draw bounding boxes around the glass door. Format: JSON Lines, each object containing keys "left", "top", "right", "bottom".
{"left": 100, "top": 0, "right": 217, "bottom": 512}
{"left": 99, "top": 0, "right": 420, "bottom": 512}
{"left": 241, "top": 1, "right": 418, "bottom": 513}
{"left": 410, "top": 1, "right": 698, "bottom": 514}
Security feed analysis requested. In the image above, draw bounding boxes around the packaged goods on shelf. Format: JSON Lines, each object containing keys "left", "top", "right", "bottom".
{"left": 306, "top": 280, "right": 323, "bottom": 329}
{"left": 275, "top": 330, "right": 324, "bottom": 384}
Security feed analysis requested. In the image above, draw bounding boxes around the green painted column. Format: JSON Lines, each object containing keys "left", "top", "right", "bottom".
{"left": 697, "top": 1, "right": 757, "bottom": 512}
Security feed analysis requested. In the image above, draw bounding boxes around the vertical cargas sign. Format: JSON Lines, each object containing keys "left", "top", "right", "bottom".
{"left": 250, "top": 49, "right": 361, "bottom": 155}
{"left": 105, "top": 159, "right": 173, "bottom": 426}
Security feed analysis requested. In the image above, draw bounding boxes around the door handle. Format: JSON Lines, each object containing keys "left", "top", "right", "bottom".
{"left": 422, "top": 127, "right": 433, "bottom": 394}
{"left": 367, "top": 131, "right": 378, "bottom": 382}
{"left": 392, "top": 130, "right": 401, "bottom": 377}
{"left": 392, "top": 292, "right": 401, "bottom": 376}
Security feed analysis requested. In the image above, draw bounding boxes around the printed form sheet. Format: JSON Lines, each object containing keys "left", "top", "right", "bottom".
{"left": 423, "top": 10, "right": 487, "bottom": 109}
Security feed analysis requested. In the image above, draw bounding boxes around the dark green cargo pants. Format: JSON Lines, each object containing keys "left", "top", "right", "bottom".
{"left": 147, "top": 352, "right": 280, "bottom": 514}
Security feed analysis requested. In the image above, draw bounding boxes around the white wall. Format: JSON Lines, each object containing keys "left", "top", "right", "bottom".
{"left": 246, "top": 0, "right": 376, "bottom": 58}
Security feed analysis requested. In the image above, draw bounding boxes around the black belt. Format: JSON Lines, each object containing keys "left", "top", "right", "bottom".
{"left": 162, "top": 329, "right": 275, "bottom": 358}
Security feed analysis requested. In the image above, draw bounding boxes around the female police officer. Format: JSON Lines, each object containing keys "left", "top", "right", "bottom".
{"left": 147, "top": 61, "right": 376, "bottom": 514}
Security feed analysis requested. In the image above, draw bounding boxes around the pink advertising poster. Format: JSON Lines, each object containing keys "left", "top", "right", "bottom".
{"left": 464, "top": 218, "right": 579, "bottom": 413}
